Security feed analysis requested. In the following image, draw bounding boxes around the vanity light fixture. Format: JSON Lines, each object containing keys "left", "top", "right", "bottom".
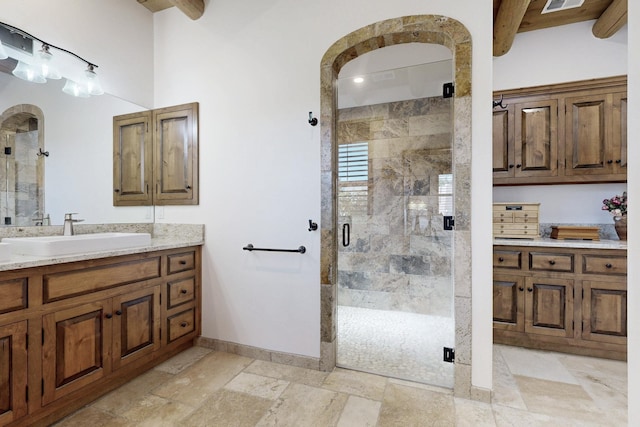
{"left": 0, "top": 21, "right": 102, "bottom": 97}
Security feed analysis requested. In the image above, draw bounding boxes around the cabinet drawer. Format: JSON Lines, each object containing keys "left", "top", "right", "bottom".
{"left": 513, "top": 212, "right": 538, "bottom": 223}
{"left": 493, "top": 212, "right": 514, "bottom": 223}
{"left": 167, "top": 277, "right": 196, "bottom": 309}
{"left": 0, "top": 277, "right": 28, "bottom": 314}
{"left": 583, "top": 255, "right": 627, "bottom": 275}
{"left": 167, "top": 308, "right": 195, "bottom": 343}
{"left": 529, "top": 252, "right": 574, "bottom": 272}
{"left": 167, "top": 251, "right": 196, "bottom": 274}
{"left": 493, "top": 251, "right": 522, "bottom": 269}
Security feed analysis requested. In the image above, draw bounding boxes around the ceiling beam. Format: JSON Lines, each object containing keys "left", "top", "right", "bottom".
{"left": 168, "top": 0, "right": 204, "bottom": 20}
{"left": 493, "top": 0, "right": 531, "bottom": 57}
{"left": 592, "top": 0, "right": 627, "bottom": 39}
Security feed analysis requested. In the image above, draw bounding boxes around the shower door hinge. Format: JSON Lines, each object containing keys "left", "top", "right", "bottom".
{"left": 443, "top": 82, "right": 454, "bottom": 98}
{"left": 443, "top": 347, "right": 455, "bottom": 363}
{"left": 443, "top": 216, "right": 455, "bottom": 230}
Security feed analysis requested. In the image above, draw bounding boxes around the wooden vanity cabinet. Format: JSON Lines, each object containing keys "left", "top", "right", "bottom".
{"left": 0, "top": 246, "right": 201, "bottom": 427}
{"left": 493, "top": 76, "right": 627, "bottom": 185}
{"left": 114, "top": 102, "right": 199, "bottom": 206}
{"left": 493, "top": 245, "right": 626, "bottom": 360}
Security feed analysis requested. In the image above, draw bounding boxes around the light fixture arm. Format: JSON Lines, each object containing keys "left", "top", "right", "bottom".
{"left": 0, "top": 20, "right": 98, "bottom": 69}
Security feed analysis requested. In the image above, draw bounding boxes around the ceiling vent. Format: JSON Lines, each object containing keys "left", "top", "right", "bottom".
{"left": 541, "top": 0, "right": 586, "bottom": 14}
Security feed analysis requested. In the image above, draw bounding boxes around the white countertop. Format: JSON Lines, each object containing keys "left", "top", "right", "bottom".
{"left": 494, "top": 237, "right": 626, "bottom": 250}
{"left": 0, "top": 223, "right": 204, "bottom": 272}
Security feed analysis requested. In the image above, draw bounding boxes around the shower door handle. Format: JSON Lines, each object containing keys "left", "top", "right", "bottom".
{"left": 342, "top": 223, "right": 350, "bottom": 247}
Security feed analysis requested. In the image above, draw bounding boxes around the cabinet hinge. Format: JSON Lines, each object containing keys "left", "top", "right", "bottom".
{"left": 159, "top": 328, "right": 162, "bottom": 341}
{"left": 582, "top": 289, "right": 584, "bottom": 299}
{"left": 41, "top": 379, "right": 44, "bottom": 396}
{"left": 443, "top": 347, "right": 455, "bottom": 363}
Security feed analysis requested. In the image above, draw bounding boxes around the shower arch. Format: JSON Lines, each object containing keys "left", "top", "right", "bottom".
{"left": 319, "top": 15, "right": 480, "bottom": 399}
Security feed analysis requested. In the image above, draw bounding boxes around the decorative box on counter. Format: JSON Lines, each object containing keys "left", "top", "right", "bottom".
{"left": 493, "top": 202, "right": 540, "bottom": 239}
{"left": 550, "top": 226, "right": 600, "bottom": 240}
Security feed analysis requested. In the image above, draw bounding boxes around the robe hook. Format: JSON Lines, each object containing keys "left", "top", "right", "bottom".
{"left": 308, "top": 112, "right": 318, "bottom": 126}
{"left": 492, "top": 95, "right": 508, "bottom": 109}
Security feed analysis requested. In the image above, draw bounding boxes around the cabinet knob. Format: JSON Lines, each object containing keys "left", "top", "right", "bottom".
{"left": 179, "top": 260, "right": 187, "bottom": 265}
{"left": 116, "top": 310, "right": 122, "bottom": 315}
{"left": 498, "top": 257, "right": 504, "bottom": 262}
{"left": 549, "top": 260, "right": 556, "bottom": 265}
{"left": 180, "top": 289, "right": 188, "bottom": 294}
{"left": 180, "top": 322, "right": 188, "bottom": 328}
{"left": 508, "top": 164, "right": 514, "bottom": 169}
{"left": 114, "top": 189, "right": 120, "bottom": 193}
{"left": 607, "top": 160, "right": 613, "bottom": 164}
{"left": 616, "top": 159, "right": 622, "bottom": 164}
{"left": 605, "top": 263, "right": 613, "bottom": 268}
{"left": 518, "top": 286, "right": 524, "bottom": 292}
{"left": 527, "top": 287, "right": 533, "bottom": 292}
{"left": 105, "top": 313, "right": 113, "bottom": 319}
{"left": 516, "top": 164, "right": 522, "bottom": 168}
{"left": 186, "top": 185, "right": 192, "bottom": 190}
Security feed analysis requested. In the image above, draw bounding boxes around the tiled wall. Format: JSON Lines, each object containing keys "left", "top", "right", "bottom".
{"left": 337, "top": 96, "right": 453, "bottom": 316}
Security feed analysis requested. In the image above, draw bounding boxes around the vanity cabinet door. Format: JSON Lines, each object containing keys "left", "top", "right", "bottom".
{"left": 582, "top": 280, "right": 627, "bottom": 345}
{"left": 492, "top": 105, "right": 515, "bottom": 179}
{"left": 513, "top": 99, "right": 558, "bottom": 178}
{"left": 113, "top": 111, "right": 153, "bottom": 206}
{"left": 153, "top": 103, "right": 199, "bottom": 205}
{"left": 612, "top": 92, "right": 627, "bottom": 175}
{"left": 42, "top": 300, "right": 112, "bottom": 405}
{"left": 524, "top": 277, "right": 574, "bottom": 338}
{"left": 112, "top": 286, "right": 161, "bottom": 371}
{"left": 0, "top": 321, "right": 28, "bottom": 425}
{"left": 493, "top": 274, "right": 524, "bottom": 332}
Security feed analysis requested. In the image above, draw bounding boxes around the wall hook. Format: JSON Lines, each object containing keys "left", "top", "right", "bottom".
{"left": 492, "top": 94, "right": 508, "bottom": 109}
{"left": 308, "top": 219, "right": 318, "bottom": 231}
{"left": 37, "top": 148, "right": 49, "bottom": 157}
{"left": 308, "top": 112, "right": 318, "bottom": 126}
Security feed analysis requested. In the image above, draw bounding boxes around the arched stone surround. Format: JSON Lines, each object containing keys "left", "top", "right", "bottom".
{"left": 319, "top": 15, "right": 480, "bottom": 400}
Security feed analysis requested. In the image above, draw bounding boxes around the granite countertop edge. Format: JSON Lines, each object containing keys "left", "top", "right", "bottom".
{"left": 494, "top": 237, "right": 627, "bottom": 250}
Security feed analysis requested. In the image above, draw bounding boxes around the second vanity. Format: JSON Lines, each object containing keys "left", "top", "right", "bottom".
{"left": 0, "top": 224, "right": 203, "bottom": 427}
{"left": 493, "top": 238, "right": 627, "bottom": 361}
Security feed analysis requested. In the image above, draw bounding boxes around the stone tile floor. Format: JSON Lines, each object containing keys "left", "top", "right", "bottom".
{"left": 54, "top": 344, "right": 627, "bottom": 426}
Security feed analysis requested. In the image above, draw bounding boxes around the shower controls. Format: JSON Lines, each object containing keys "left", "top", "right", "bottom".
{"left": 342, "top": 223, "right": 350, "bottom": 247}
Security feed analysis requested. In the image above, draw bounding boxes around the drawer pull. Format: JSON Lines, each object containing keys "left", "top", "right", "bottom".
{"left": 115, "top": 310, "right": 122, "bottom": 316}
{"left": 498, "top": 257, "right": 504, "bottom": 262}
{"left": 605, "top": 263, "right": 613, "bottom": 269}
{"left": 549, "top": 260, "right": 556, "bottom": 265}
{"left": 527, "top": 287, "right": 533, "bottom": 292}
{"left": 105, "top": 313, "right": 113, "bottom": 319}
{"left": 518, "top": 286, "right": 524, "bottom": 292}
{"left": 180, "top": 322, "right": 188, "bottom": 328}
{"left": 180, "top": 289, "right": 188, "bottom": 294}
{"left": 179, "top": 260, "right": 187, "bottom": 265}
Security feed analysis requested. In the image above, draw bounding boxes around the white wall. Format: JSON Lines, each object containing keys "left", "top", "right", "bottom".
{"left": 493, "top": 21, "right": 628, "bottom": 225}
{"left": 152, "top": 0, "right": 494, "bottom": 389}
{"left": 1, "top": 0, "right": 154, "bottom": 107}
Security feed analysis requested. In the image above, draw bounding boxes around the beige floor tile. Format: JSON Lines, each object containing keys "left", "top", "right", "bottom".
{"left": 378, "top": 383, "right": 455, "bottom": 426}
{"left": 491, "top": 346, "right": 527, "bottom": 410}
{"left": 224, "top": 372, "right": 289, "bottom": 400}
{"left": 244, "top": 359, "right": 329, "bottom": 387}
{"left": 91, "top": 369, "right": 173, "bottom": 414}
{"left": 154, "top": 345, "right": 213, "bottom": 374}
{"left": 454, "top": 397, "right": 496, "bottom": 427}
{"left": 499, "top": 345, "right": 578, "bottom": 384}
{"left": 256, "top": 383, "right": 348, "bottom": 427}
{"left": 120, "top": 394, "right": 194, "bottom": 426}
{"left": 492, "top": 403, "right": 599, "bottom": 427}
{"left": 322, "top": 368, "right": 387, "bottom": 401}
{"left": 153, "top": 351, "right": 252, "bottom": 406}
{"left": 53, "top": 407, "right": 136, "bottom": 427}
{"left": 337, "top": 395, "right": 381, "bottom": 427}
{"left": 514, "top": 375, "right": 611, "bottom": 424}
{"left": 180, "top": 389, "right": 274, "bottom": 427}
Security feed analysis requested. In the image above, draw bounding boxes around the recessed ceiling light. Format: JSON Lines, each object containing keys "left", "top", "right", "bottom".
{"left": 353, "top": 77, "right": 364, "bottom": 83}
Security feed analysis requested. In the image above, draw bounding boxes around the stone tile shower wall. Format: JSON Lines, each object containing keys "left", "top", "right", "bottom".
{"left": 337, "top": 97, "right": 453, "bottom": 317}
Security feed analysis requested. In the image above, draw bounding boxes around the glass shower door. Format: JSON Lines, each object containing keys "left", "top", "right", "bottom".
{"left": 336, "top": 59, "right": 455, "bottom": 388}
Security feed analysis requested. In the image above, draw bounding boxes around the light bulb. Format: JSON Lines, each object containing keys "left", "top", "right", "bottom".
{"left": 62, "top": 79, "right": 89, "bottom": 98}
{"left": 12, "top": 61, "right": 46, "bottom": 83}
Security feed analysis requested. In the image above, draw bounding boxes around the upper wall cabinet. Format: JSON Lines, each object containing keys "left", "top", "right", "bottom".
{"left": 114, "top": 103, "right": 199, "bottom": 205}
{"left": 493, "top": 77, "right": 626, "bottom": 186}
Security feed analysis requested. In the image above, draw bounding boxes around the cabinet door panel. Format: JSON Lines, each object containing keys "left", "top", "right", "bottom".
{"left": 525, "top": 277, "right": 573, "bottom": 337}
{"left": 0, "top": 322, "right": 28, "bottom": 425}
{"left": 42, "top": 301, "right": 111, "bottom": 405}
{"left": 493, "top": 106, "right": 514, "bottom": 178}
{"left": 582, "top": 280, "right": 627, "bottom": 345}
{"left": 514, "top": 100, "right": 558, "bottom": 177}
{"left": 565, "top": 95, "right": 611, "bottom": 176}
{"left": 493, "top": 275, "right": 524, "bottom": 331}
{"left": 112, "top": 287, "right": 160, "bottom": 370}
{"left": 613, "top": 93, "right": 627, "bottom": 174}
{"left": 113, "top": 112, "right": 153, "bottom": 205}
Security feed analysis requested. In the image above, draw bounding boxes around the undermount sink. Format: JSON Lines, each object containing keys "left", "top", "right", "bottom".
{"left": 1, "top": 232, "right": 152, "bottom": 257}
{"left": 0, "top": 242, "right": 11, "bottom": 262}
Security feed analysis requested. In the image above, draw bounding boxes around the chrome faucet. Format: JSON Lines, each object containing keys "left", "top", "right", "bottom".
{"left": 63, "top": 213, "right": 84, "bottom": 236}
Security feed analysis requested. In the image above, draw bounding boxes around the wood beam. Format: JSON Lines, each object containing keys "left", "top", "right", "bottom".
{"left": 493, "top": 0, "right": 531, "bottom": 57}
{"left": 592, "top": 0, "right": 627, "bottom": 39}
{"left": 168, "top": 0, "right": 204, "bottom": 20}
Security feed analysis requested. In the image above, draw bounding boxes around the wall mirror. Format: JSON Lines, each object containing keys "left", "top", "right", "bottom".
{"left": 0, "top": 67, "right": 152, "bottom": 227}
